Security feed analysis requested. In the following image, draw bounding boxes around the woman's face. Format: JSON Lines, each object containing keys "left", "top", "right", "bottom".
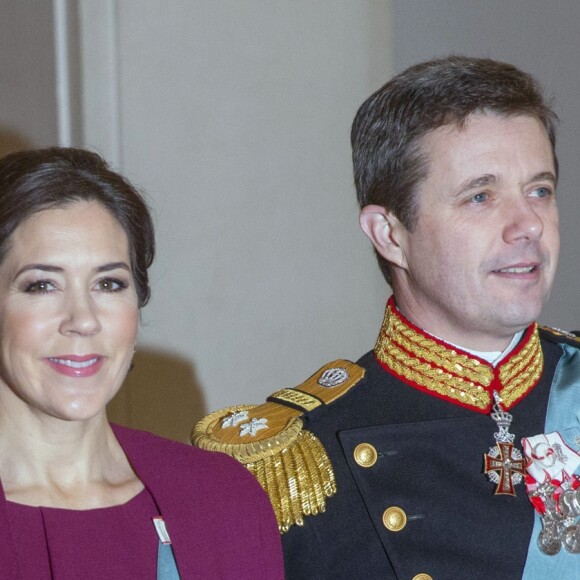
{"left": 0, "top": 200, "right": 139, "bottom": 424}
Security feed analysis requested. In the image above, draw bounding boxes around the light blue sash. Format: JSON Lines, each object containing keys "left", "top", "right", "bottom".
{"left": 157, "top": 540, "right": 181, "bottom": 580}
{"left": 522, "top": 343, "right": 580, "bottom": 579}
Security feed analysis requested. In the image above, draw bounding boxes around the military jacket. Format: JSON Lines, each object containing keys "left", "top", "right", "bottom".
{"left": 193, "top": 300, "right": 580, "bottom": 579}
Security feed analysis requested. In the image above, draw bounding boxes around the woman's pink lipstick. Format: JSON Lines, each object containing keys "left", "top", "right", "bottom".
{"left": 45, "top": 355, "right": 104, "bottom": 378}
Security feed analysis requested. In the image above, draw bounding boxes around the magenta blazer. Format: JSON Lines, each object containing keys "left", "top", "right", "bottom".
{"left": 0, "top": 424, "right": 284, "bottom": 579}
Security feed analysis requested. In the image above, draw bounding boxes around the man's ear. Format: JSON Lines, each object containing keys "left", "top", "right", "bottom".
{"left": 359, "top": 205, "right": 408, "bottom": 269}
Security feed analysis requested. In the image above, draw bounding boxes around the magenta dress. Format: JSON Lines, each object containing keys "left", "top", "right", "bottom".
{"left": 0, "top": 425, "right": 284, "bottom": 579}
{"left": 7, "top": 489, "right": 159, "bottom": 578}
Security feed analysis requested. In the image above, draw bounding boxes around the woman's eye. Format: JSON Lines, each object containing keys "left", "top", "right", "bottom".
{"left": 97, "top": 278, "right": 127, "bottom": 292}
{"left": 24, "top": 280, "right": 56, "bottom": 294}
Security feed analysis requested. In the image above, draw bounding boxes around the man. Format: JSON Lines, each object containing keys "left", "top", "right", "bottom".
{"left": 193, "top": 56, "right": 580, "bottom": 578}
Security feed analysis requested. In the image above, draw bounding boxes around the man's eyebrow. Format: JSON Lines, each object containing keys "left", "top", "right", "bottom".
{"left": 531, "top": 171, "right": 558, "bottom": 185}
{"left": 454, "top": 171, "right": 558, "bottom": 197}
{"left": 455, "top": 174, "right": 497, "bottom": 196}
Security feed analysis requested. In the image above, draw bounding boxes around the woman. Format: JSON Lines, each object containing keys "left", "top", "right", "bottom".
{"left": 0, "top": 148, "right": 283, "bottom": 579}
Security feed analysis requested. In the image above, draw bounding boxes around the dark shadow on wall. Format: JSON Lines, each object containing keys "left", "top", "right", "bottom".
{"left": 0, "top": 128, "right": 35, "bottom": 157}
{"left": 108, "top": 348, "right": 207, "bottom": 444}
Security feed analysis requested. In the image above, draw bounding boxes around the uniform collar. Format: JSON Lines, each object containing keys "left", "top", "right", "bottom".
{"left": 373, "top": 297, "right": 543, "bottom": 413}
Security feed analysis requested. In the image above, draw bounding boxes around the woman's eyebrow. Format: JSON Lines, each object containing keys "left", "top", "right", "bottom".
{"left": 95, "top": 262, "right": 131, "bottom": 273}
{"left": 15, "top": 264, "right": 63, "bottom": 277}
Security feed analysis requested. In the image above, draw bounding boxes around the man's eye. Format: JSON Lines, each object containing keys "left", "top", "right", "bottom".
{"left": 97, "top": 278, "right": 127, "bottom": 292}
{"left": 471, "top": 192, "right": 489, "bottom": 204}
{"left": 531, "top": 186, "right": 553, "bottom": 198}
{"left": 25, "top": 280, "right": 56, "bottom": 294}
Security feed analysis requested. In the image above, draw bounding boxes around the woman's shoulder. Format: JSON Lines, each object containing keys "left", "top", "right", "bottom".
{"left": 110, "top": 423, "right": 261, "bottom": 495}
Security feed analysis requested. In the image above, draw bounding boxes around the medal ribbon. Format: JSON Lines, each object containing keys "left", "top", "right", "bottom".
{"left": 521, "top": 343, "right": 580, "bottom": 578}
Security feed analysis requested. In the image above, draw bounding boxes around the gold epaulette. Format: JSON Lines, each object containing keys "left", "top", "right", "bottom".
{"left": 191, "top": 360, "right": 365, "bottom": 532}
{"left": 539, "top": 325, "right": 580, "bottom": 347}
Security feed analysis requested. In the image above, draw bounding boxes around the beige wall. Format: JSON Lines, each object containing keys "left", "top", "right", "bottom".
{"left": 0, "top": 0, "right": 59, "bottom": 152}
{"left": 3, "top": 1, "right": 580, "bottom": 443}
{"left": 79, "top": 1, "right": 392, "bottom": 441}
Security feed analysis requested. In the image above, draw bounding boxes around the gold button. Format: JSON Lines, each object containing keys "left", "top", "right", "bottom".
{"left": 353, "top": 443, "right": 378, "bottom": 467}
{"left": 382, "top": 506, "right": 407, "bottom": 531}
{"left": 412, "top": 575, "right": 432, "bottom": 580}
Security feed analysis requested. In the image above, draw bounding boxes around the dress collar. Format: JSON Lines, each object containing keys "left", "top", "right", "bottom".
{"left": 373, "top": 297, "right": 543, "bottom": 413}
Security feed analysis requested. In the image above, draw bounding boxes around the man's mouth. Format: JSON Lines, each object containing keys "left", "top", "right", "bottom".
{"left": 495, "top": 265, "right": 536, "bottom": 274}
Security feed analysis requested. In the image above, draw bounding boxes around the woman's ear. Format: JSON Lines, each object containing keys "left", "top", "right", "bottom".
{"left": 359, "top": 205, "right": 408, "bottom": 269}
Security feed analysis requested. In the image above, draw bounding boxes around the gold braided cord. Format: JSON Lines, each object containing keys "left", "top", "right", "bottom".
{"left": 500, "top": 330, "right": 543, "bottom": 407}
{"left": 382, "top": 305, "right": 493, "bottom": 385}
{"left": 501, "top": 354, "right": 543, "bottom": 408}
{"left": 374, "top": 302, "right": 544, "bottom": 412}
{"left": 499, "top": 323, "right": 540, "bottom": 383}
{"left": 382, "top": 341, "right": 489, "bottom": 410}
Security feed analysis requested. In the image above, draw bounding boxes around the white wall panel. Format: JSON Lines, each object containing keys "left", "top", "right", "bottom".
{"left": 79, "top": 1, "right": 392, "bottom": 441}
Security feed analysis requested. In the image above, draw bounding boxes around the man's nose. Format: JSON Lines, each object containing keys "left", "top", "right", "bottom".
{"left": 502, "top": 197, "right": 544, "bottom": 244}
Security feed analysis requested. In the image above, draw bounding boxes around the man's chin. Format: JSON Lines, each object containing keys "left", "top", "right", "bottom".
{"left": 493, "top": 306, "right": 543, "bottom": 335}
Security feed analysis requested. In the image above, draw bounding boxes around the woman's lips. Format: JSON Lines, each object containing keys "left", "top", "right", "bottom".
{"left": 45, "top": 355, "right": 104, "bottom": 378}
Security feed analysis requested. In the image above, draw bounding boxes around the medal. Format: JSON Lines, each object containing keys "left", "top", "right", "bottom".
{"left": 522, "top": 430, "right": 580, "bottom": 556}
{"left": 483, "top": 391, "right": 525, "bottom": 496}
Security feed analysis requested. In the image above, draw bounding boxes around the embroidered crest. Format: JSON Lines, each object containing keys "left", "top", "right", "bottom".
{"left": 318, "top": 367, "right": 349, "bottom": 387}
{"left": 239, "top": 417, "right": 268, "bottom": 436}
{"left": 221, "top": 410, "right": 249, "bottom": 428}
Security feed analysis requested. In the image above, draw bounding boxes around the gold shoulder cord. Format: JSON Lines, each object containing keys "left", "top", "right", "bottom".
{"left": 192, "top": 360, "right": 365, "bottom": 532}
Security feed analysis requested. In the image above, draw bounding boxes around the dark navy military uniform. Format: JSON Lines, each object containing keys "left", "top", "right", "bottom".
{"left": 193, "top": 300, "right": 580, "bottom": 580}
{"left": 282, "top": 339, "right": 562, "bottom": 579}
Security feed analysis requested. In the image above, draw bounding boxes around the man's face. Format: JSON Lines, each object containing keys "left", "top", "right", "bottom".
{"left": 393, "top": 113, "right": 559, "bottom": 350}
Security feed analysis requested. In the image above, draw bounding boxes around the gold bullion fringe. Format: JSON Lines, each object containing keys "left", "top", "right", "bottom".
{"left": 246, "top": 429, "right": 336, "bottom": 533}
{"left": 192, "top": 408, "right": 336, "bottom": 533}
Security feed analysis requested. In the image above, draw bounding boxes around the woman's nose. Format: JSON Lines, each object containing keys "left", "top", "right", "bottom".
{"left": 58, "top": 293, "right": 102, "bottom": 337}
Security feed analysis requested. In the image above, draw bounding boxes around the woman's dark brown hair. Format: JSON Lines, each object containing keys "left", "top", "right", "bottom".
{"left": 0, "top": 147, "right": 155, "bottom": 307}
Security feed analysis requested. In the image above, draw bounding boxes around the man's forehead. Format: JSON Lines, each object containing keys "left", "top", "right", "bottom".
{"left": 412, "top": 113, "right": 556, "bottom": 195}
{"left": 423, "top": 110, "right": 551, "bottom": 142}
{"left": 418, "top": 112, "right": 552, "bottom": 160}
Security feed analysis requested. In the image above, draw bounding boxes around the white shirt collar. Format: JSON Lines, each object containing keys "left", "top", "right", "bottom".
{"left": 444, "top": 331, "right": 524, "bottom": 366}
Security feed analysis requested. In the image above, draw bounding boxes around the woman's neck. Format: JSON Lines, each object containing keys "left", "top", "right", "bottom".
{"left": 0, "top": 411, "right": 142, "bottom": 509}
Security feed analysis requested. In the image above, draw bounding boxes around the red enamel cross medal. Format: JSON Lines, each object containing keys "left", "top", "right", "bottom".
{"left": 483, "top": 392, "right": 525, "bottom": 496}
